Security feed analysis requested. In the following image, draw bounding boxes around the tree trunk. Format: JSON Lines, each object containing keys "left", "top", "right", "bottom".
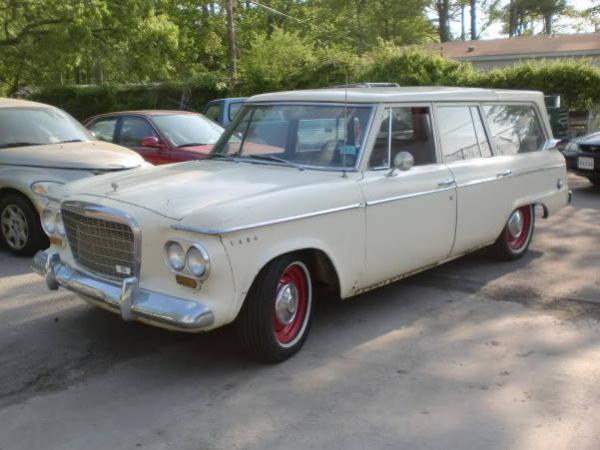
{"left": 508, "top": 0, "right": 518, "bottom": 37}
{"left": 470, "top": 0, "right": 477, "bottom": 40}
{"left": 93, "top": 54, "right": 104, "bottom": 85}
{"left": 461, "top": 4, "right": 466, "bottom": 41}
{"left": 544, "top": 13, "right": 552, "bottom": 34}
{"left": 225, "top": 0, "right": 237, "bottom": 81}
{"left": 436, "top": 0, "right": 451, "bottom": 42}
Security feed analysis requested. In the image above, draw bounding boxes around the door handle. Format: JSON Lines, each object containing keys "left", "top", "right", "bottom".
{"left": 497, "top": 169, "right": 513, "bottom": 178}
{"left": 438, "top": 179, "right": 455, "bottom": 188}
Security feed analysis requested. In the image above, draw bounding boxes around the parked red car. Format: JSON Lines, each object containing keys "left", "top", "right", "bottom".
{"left": 84, "top": 110, "right": 224, "bottom": 165}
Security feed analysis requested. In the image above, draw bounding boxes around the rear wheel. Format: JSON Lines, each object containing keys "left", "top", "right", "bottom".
{"left": 492, "top": 205, "right": 534, "bottom": 261}
{"left": 0, "top": 194, "right": 48, "bottom": 256}
{"left": 236, "top": 254, "right": 313, "bottom": 363}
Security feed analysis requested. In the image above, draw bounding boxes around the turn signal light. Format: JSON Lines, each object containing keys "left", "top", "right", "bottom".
{"left": 49, "top": 236, "right": 63, "bottom": 247}
{"left": 175, "top": 274, "right": 198, "bottom": 289}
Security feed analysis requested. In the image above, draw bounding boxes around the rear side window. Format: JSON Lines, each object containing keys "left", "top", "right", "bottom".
{"left": 437, "top": 106, "right": 492, "bottom": 162}
{"left": 483, "top": 104, "right": 545, "bottom": 155}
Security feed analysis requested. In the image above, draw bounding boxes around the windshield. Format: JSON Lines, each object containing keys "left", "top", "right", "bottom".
{"left": 152, "top": 114, "right": 224, "bottom": 147}
{"left": 211, "top": 104, "right": 373, "bottom": 170}
{"left": 0, "top": 107, "right": 92, "bottom": 148}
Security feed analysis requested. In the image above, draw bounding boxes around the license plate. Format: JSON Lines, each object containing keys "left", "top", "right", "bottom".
{"left": 578, "top": 157, "right": 594, "bottom": 170}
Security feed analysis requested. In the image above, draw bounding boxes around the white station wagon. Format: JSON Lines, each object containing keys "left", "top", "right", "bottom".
{"left": 34, "top": 87, "right": 570, "bottom": 362}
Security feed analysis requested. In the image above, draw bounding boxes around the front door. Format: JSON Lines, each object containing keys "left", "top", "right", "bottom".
{"left": 359, "top": 105, "right": 457, "bottom": 288}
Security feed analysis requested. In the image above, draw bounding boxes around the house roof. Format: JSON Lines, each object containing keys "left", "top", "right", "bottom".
{"left": 427, "top": 33, "right": 600, "bottom": 61}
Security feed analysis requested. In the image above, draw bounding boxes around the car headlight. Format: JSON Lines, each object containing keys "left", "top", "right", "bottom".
{"left": 31, "top": 181, "right": 64, "bottom": 197}
{"left": 41, "top": 208, "right": 57, "bottom": 235}
{"left": 186, "top": 245, "right": 210, "bottom": 279}
{"left": 164, "top": 241, "right": 186, "bottom": 271}
{"left": 563, "top": 142, "right": 580, "bottom": 157}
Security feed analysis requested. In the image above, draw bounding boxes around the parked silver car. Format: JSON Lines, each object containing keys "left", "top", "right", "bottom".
{"left": 0, "top": 98, "right": 147, "bottom": 256}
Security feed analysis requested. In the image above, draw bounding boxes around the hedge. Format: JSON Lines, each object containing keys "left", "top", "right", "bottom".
{"left": 24, "top": 50, "right": 600, "bottom": 119}
{"left": 27, "top": 74, "right": 229, "bottom": 120}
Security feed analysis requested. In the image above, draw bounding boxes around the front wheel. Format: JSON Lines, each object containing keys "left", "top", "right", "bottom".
{"left": 236, "top": 255, "right": 313, "bottom": 363}
{"left": 0, "top": 194, "right": 48, "bottom": 256}
{"left": 492, "top": 205, "right": 535, "bottom": 261}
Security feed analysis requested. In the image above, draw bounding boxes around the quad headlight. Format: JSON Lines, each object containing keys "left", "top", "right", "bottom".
{"left": 186, "top": 245, "right": 210, "bottom": 279}
{"left": 165, "top": 241, "right": 186, "bottom": 271}
{"left": 164, "top": 240, "right": 211, "bottom": 282}
{"left": 41, "top": 208, "right": 65, "bottom": 237}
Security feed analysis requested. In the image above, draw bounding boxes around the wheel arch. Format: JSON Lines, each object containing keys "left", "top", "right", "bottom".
{"left": 229, "top": 244, "right": 343, "bottom": 322}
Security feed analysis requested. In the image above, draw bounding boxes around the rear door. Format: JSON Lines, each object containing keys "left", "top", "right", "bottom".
{"left": 435, "top": 104, "right": 511, "bottom": 255}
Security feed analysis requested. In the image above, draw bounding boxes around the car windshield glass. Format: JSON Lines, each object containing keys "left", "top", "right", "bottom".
{"left": 0, "top": 107, "right": 92, "bottom": 148}
{"left": 152, "top": 114, "right": 224, "bottom": 147}
{"left": 211, "top": 104, "right": 373, "bottom": 170}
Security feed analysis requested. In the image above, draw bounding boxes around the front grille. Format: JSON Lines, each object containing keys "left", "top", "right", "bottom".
{"left": 62, "top": 207, "right": 136, "bottom": 280}
{"left": 580, "top": 144, "right": 600, "bottom": 154}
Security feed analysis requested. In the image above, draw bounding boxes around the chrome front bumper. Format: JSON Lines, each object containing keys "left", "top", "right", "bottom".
{"left": 32, "top": 250, "right": 214, "bottom": 332}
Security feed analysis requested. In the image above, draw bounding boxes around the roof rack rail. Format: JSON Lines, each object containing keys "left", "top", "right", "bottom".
{"left": 333, "top": 82, "right": 400, "bottom": 88}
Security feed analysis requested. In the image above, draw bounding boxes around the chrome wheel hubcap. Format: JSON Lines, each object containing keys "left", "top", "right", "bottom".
{"left": 1, "top": 205, "right": 28, "bottom": 250}
{"left": 274, "top": 283, "right": 299, "bottom": 325}
{"left": 507, "top": 209, "right": 524, "bottom": 238}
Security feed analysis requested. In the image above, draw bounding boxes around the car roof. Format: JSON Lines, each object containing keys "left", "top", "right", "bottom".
{"left": 206, "top": 97, "right": 247, "bottom": 103}
{"left": 92, "top": 110, "right": 200, "bottom": 117}
{"left": 248, "top": 87, "right": 544, "bottom": 104}
{"left": 0, "top": 97, "right": 52, "bottom": 109}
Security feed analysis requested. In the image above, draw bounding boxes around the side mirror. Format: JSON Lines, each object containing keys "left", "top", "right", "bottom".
{"left": 140, "top": 136, "right": 163, "bottom": 148}
{"left": 388, "top": 151, "right": 414, "bottom": 177}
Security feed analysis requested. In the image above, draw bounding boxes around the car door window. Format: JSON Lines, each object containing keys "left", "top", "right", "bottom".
{"left": 369, "top": 107, "right": 436, "bottom": 168}
{"left": 229, "top": 102, "right": 243, "bottom": 121}
{"left": 88, "top": 117, "right": 118, "bottom": 142}
{"left": 204, "top": 105, "right": 220, "bottom": 122}
{"left": 437, "top": 106, "right": 491, "bottom": 162}
{"left": 119, "top": 117, "right": 157, "bottom": 147}
{"left": 483, "top": 104, "right": 545, "bottom": 155}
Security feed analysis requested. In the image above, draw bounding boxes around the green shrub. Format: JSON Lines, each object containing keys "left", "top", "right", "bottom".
{"left": 28, "top": 73, "right": 228, "bottom": 120}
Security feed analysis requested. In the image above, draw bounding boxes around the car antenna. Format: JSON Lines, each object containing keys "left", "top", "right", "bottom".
{"left": 342, "top": 69, "right": 349, "bottom": 178}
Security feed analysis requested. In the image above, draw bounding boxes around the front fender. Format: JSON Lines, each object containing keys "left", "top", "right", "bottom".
{"left": 222, "top": 206, "right": 365, "bottom": 323}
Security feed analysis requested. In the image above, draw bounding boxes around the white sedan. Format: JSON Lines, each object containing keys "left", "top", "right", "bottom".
{"left": 34, "top": 87, "right": 570, "bottom": 362}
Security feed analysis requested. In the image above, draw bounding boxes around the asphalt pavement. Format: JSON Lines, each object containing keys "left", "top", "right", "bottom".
{"left": 0, "top": 174, "right": 599, "bottom": 450}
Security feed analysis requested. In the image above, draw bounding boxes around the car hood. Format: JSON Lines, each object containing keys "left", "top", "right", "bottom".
{"left": 575, "top": 132, "right": 600, "bottom": 146}
{"left": 58, "top": 160, "right": 363, "bottom": 231}
{"left": 0, "top": 141, "right": 145, "bottom": 170}
{"left": 178, "top": 144, "right": 213, "bottom": 155}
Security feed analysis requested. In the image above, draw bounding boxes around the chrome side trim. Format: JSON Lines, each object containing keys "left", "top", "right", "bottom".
{"left": 456, "top": 164, "right": 566, "bottom": 189}
{"left": 32, "top": 251, "right": 214, "bottom": 332}
{"left": 171, "top": 203, "right": 364, "bottom": 235}
{"left": 366, "top": 186, "right": 455, "bottom": 207}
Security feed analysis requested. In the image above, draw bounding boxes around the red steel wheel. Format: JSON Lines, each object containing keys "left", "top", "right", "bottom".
{"left": 492, "top": 204, "right": 535, "bottom": 261}
{"left": 236, "top": 255, "right": 314, "bottom": 362}
{"left": 272, "top": 263, "right": 310, "bottom": 347}
{"left": 505, "top": 205, "right": 532, "bottom": 252}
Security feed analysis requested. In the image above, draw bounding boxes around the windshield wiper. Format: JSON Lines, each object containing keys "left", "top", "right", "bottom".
{"left": 177, "top": 142, "right": 209, "bottom": 148}
{"left": 240, "top": 154, "right": 303, "bottom": 169}
{"left": 204, "top": 153, "right": 238, "bottom": 162}
{"left": 0, "top": 142, "right": 42, "bottom": 149}
{"left": 58, "top": 139, "right": 84, "bottom": 144}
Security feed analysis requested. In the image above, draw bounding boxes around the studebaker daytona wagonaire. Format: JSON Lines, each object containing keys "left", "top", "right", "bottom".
{"left": 33, "top": 87, "right": 571, "bottom": 362}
